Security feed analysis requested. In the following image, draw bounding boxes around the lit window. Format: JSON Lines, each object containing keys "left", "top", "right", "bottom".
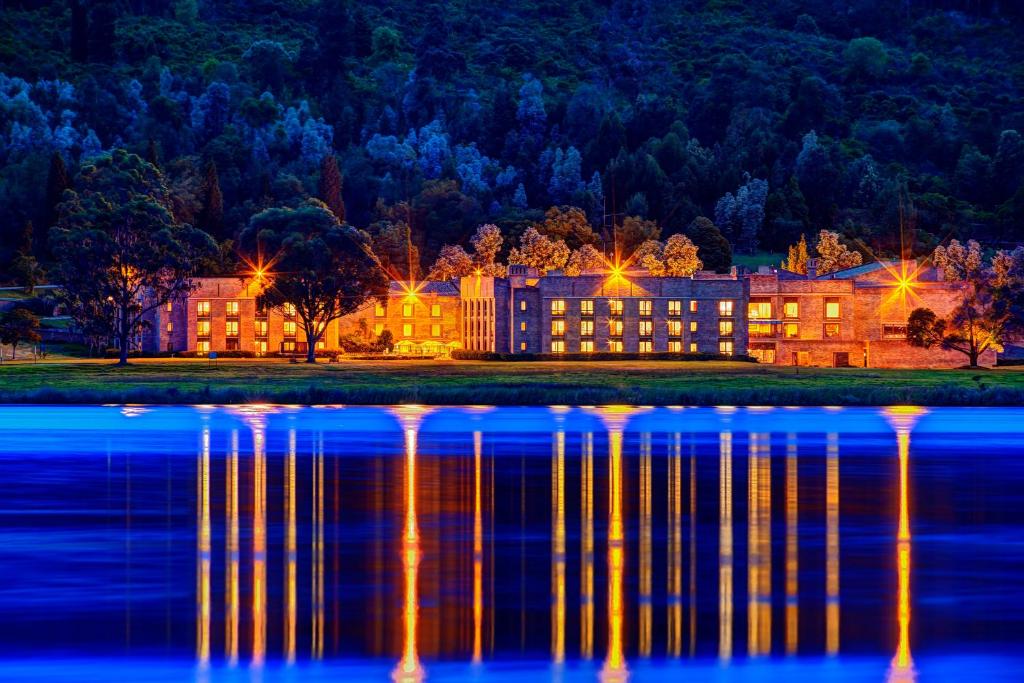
{"left": 197, "top": 320, "right": 211, "bottom": 337}
{"left": 719, "top": 340, "right": 734, "bottom": 355}
{"left": 668, "top": 300, "right": 682, "bottom": 316}
{"left": 750, "top": 322, "right": 775, "bottom": 338}
{"left": 431, "top": 304, "right": 441, "bottom": 317}
{"left": 166, "top": 301, "right": 173, "bottom": 312}
{"left": 639, "top": 340, "right": 653, "bottom": 353}
{"left": 197, "top": 340, "right": 210, "bottom": 354}
{"left": 520, "top": 342, "right": 527, "bottom": 351}
{"left": 226, "top": 321, "right": 239, "bottom": 337}
{"left": 581, "top": 340, "right": 594, "bottom": 353}
{"left": 520, "top": 321, "right": 527, "bottom": 331}
{"left": 749, "top": 344, "right": 776, "bottom": 364}
{"left": 689, "top": 342, "right": 698, "bottom": 353}
{"left": 431, "top": 324, "right": 441, "bottom": 337}
{"left": 551, "top": 339, "right": 565, "bottom": 354}
{"left": 580, "top": 320, "right": 594, "bottom": 337}
{"left": 283, "top": 303, "right": 296, "bottom": 317}
{"left": 551, "top": 319, "right": 565, "bottom": 336}
{"left": 689, "top": 300, "right": 698, "bottom": 313}
{"left": 403, "top": 323, "right": 413, "bottom": 337}
{"left": 639, "top": 320, "right": 653, "bottom": 336}
{"left": 520, "top": 300, "right": 527, "bottom": 312}
{"left": 609, "top": 339, "right": 623, "bottom": 353}
{"left": 255, "top": 320, "right": 268, "bottom": 337}
{"left": 719, "top": 300, "right": 734, "bottom": 316}
{"left": 719, "top": 320, "right": 734, "bottom": 336}
{"left": 580, "top": 299, "right": 594, "bottom": 316}
{"left": 197, "top": 301, "right": 210, "bottom": 317}
{"left": 317, "top": 340, "right": 325, "bottom": 350}
{"left": 256, "top": 340, "right": 267, "bottom": 354}
{"left": 667, "top": 320, "right": 682, "bottom": 336}
{"left": 668, "top": 340, "right": 682, "bottom": 353}
{"left": 689, "top": 321, "right": 698, "bottom": 333}
{"left": 283, "top": 341, "right": 295, "bottom": 352}
{"left": 784, "top": 298, "right": 799, "bottom": 319}
{"left": 283, "top": 321, "right": 296, "bottom": 337}
{"left": 824, "top": 323, "right": 841, "bottom": 338}
{"left": 784, "top": 323, "right": 799, "bottom": 338}
{"left": 639, "top": 300, "right": 652, "bottom": 316}
{"left": 375, "top": 303, "right": 385, "bottom": 317}
{"left": 403, "top": 303, "right": 414, "bottom": 317}
{"left": 825, "top": 298, "right": 840, "bottom": 319}
{"left": 226, "top": 301, "right": 239, "bottom": 317}
{"left": 609, "top": 299, "right": 623, "bottom": 315}
{"left": 883, "top": 323, "right": 908, "bottom": 339}
{"left": 748, "top": 299, "right": 771, "bottom": 320}
{"left": 551, "top": 299, "right": 566, "bottom": 316}
{"left": 374, "top": 323, "right": 384, "bottom": 335}
{"left": 610, "top": 319, "right": 623, "bottom": 336}
{"left": 166, "top": 322, "right": 173, "bottom": 333}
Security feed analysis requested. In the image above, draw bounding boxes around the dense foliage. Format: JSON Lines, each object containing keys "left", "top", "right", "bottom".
{"left": 2, "top": 1, "right": 1023, "bottom": 278}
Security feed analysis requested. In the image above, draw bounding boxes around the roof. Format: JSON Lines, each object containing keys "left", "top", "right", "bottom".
{"left": 388, "top": 280, "right": 461, "bottom": 297}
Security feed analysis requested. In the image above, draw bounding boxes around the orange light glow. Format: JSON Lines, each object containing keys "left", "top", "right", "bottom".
{"left": 473, "top": 431, "right": 484, "bottom": 665}
{"left": 196, "top": 426, "right": 211, "bottom": 669}
{"left": 879, "top": 260, "right": 925, "bottom": 314}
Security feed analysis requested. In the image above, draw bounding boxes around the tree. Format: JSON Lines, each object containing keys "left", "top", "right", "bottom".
{"left": 508, "top": 227, "right": 570, "bottom": 274}
{"left": 319, "top": 155, "right": 346, "bottom": 223}
{"left": 469, "top": 223, "right": 505, "bottom": 275}
{"left": 634, "top": 239, "right": 666, "bottom": 275}
{"left": 564, "top": 244, "right": 606, "bottom": 276}
{"left": 371, "top": 220, "right": 420, "bottom": 281}
{"left": 844, "top": 37, "right": 888, "bottom": 80}
{"left": 50, "top": 150, "right": 216, "bottom": 366}
{"left": 11, "top": 251, "right": 44, "bottom": 295}
{"left": 197, "top": 160, "right": 223, "bottom": 239}
{"left": 0, "top": 308, "right": 41, "bottom": 361}
{"left": 428, "top": 244, "right": 474, "bottom": 280}
{"left": 45, "top": 152, "right": 71, "bottom": 236}
{"left": 933, "top": 239, "right": 983, "bottom": 281}
{"left": 240, "top": 199, "right": 387, "bottom": 363}
{"left": 783, "top": 234, "right": 810, "bottom": 274}
{"left": 687, "top": 217, "right": 732, "bottom": 273}
{"left": 537, "top": 206, "right": 599, "bottom": 249}
{"left": 614, "top": 216, "right": 661, "bottom": 260}
{"left": 714, "top": 175, "right": 768, "bottom": 252}
{"left": 907, "top": 289, "right": 1004, "bottom": 368}
{"left": 815, "top": 230, "right": 862, "bottom": 274}
{"left": 663, "top": 233, "right": 703, "bottom": 277}
{"left": 374, "top": 328, "right": 395, "bottom": 353}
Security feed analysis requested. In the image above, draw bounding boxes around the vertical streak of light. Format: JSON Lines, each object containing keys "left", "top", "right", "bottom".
{"left": 285, "top": 429, "right": 297, "bottom": 665}
{"left": 689, "top": 440, "right": 697, "bottom": 659}
{"left": 197, "top": 427, "right": 210, "bottom": 669}
{"left": 601, "top": 423, "right": 627, "bottom": 682}
{"left": 639, "top": 432, "right": 652, "bottom": 658}
{"left": 667, "top": 433, "right": 682, "bottom": 658}
{"left": 472, "top": 431, "right": 484, "bottom": 665}
{"left": 252, "top": 420, "right": 266, "bottom": 669}
{"left": 785, "top": 434, "right": 799, "bottom": 656}
{"left": 581, "top": 432, "right": 594, "bottom": 661}
{"left": 551, "top": 430, "right": 566, "bottom": 666}
{"left": 718, "top": 431, "right": 733, "bottom": 663}
{"left": 393, "top": 409, "right": 424, "bottom": 682}
{"left": 313, "top": 433, "right": 325, "bottom": 659}
{"left": 226, "top": 430, "right": 239, "bottom": 666}
{"left": 826, "top": 433, "right": 840, "bottom": 657}
{"left": 747, "top": 433, "right": 772, "bottom": 657}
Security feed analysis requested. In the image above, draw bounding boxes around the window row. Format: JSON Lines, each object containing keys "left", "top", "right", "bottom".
{"left": 547, "top": 319, "right": 736, "bottom": 337}
{"left": 746, "top": 297, "right": 842, "bottom": 320}
{"left": 548, "top": 299, "right": 730, "bottom": 316}
{"left": 387, "top": 302, "right": 444, "bottom": 318}
{"left": 547, "top": 340, "right": 733, "bottom": 355}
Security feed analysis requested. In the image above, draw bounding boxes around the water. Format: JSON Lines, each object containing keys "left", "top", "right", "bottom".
{"left": 0, "top": 405, "right": 1022, "bottom": 682}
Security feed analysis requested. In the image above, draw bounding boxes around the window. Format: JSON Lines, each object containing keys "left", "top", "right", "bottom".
{"left": 749, "top": 322, "right": 775, "bottom": 338}
{"left": 520, "top": 321, "right": 527, "bottom": 331}
{"left": 639, "top": 300, "right": 652, "bottom": 316}
{"left": 520, "top": 300, "right": 527, "bottom": 312}
{"left": 783, "top": 298, "right": 799, "bottom": 319}
{"left": 428, "top": 324, "right": 439, "bottom": 337}
{"left": 403, "top": 303, "right": 414, "bottom": 317}
{"left": 166, "top": 301, "right": 173, "bottom": 312}
{"left": 283, "top": 321, "right": 297, "bottom": 337}
{"left": 197, "top": 320, "right": 211, "bottom": 337}
{"left": 719, "top": 300, "right": 734, "bottom": 317}
{"left": 431, "top": 304, "right": 441, "bottom": 318}
{"left": 166, "top": 322, "right": 173, "bottom": 333}
{"left": 551, "top": 319, "right": 565, "bottom": 336}
{"left": 639, "top": 340, "right": 653, "bottom": 353}
{"left": 580, "top": 320, "right": 594, "bottom": 337}
{"left": 610, "top": 319, "right": 623, "bottom": 336}
{"left": 197, "top": 301, "right": 210, "bottom": 317}
{"left": 580, "top": 339, "right": 594, "bottom": 353}
{"left": 402, "top": 323, "right": 413, "bottom": 337}
{"left": 609, "top": 299, "right": 623, "bottom": 315}
{"left": 520, "top": 342, "right": 527, "bottom": 351}
{"left": 317, "top": 340, "right": 325, "bottom": 350}
{"left": 226, "top": 301, "right": 239, "bottom": 317}
{"left": 551, "top": 339, "right": 565, "bottom": 354}
{"left": 283, "top": 341, "right": 295, "bottom": 352}
{"left": 825, "top": 298, "right": 840, "bottom": 320}
{"left": 690, "top": 300, "right": 699, "bottom": 313}
{"left": 609, "top": 339, "right": 623, "bottom": 353}
{"left": 749, "top": 343, "right": 776, "bottom": 364}
{"left": 255, "top": 320, "right": 268, "bottom": 337}
{"left": 580, "top": 299, "right": 594, "bottom": 316}
{"left": 883, "top": 323, "right": 908, "bottom": 339}
{"left": 667, "top": 320, "right": 682, "bottom": 336}
{"left": 374, "top": 323, "right": 384, "bottom": 336}
{"left": 551, "top": 299, "right": 565, "bottom": 316}
{"left": 824, "top": 323, "right": 841, "bottom": 338}
{"left": 784, "top": 323, "right": 799, "bottom": 339}
{"left": 689, "top": 342, "right": 698, "bottom": 353}
{"left": 668, "top": 300, "right": 682, "bottom": 316}
{"left": 639, "top": 320, "right": 653, "bottom": 336}
{"left": 375, "top": 302, "right": 386, "bottom": 317}
{"left": 719, "top": 340, "right": 734, "bottom": 355}
{"left": 256, "top": 340, "right": 267, "bottom": 355}
{"left": 748, "top": 299, "right": 771, "bottom": 320}
{"left": 719, "top": 320, "right": 734, "bottom": 336}
{"left": 197, "top": 340, "right": 210, "bottom": 354}
{"left": 225, "top": 321, "right": 239, "bottom": 337}
{"left": 226, "top": 338, "right": 240, "bottom": 351}
{"left": 283, "top": 303, "right": 296, "bottom": 317}
{"left": 689, "top": 321, "right": 698, "bottom": 333}
{"left": 668, "top": 340, "right": 682, "bottom": 353}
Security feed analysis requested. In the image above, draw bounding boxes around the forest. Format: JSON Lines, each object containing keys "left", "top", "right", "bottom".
{"left": 2, "top": 0, "right": 1024, "bottom": 280}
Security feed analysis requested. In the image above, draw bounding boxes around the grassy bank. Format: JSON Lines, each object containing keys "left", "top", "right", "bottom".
{"left": 1, "top": 358, "right": 1023, "bottom": 406}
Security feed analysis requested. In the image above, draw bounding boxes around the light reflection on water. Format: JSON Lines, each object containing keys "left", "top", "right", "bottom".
{"left": 1, "top": 405, "right": 1024, "bottom": 681}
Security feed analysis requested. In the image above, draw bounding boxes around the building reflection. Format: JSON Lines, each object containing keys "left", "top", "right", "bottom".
{"left": 226, "top": 430, "right": 240, "bottom": 666}
{"left": 718, "top": 429, "right": 733, "bottom": 663}
{"left": 285, "top": 429, "right": 297, "bottom": 665}
{"left": 667, "top": 432, "right": 682, "bottom": 658}
{"left": 747, "top": 433, "right": 771, "bottom": 657}
{"left": 473, "top": 431, "right": 485, "bottom": 665}
{"left": 580, "top": 431, "right": 595, "bottom": 661}
{"left": 312, "top": 433, "right": 325, "bottom": 660}
{"left": 826, "top": 432, "right": 840, "bottom": 657}
{"left": 785, "top": 433, "right": 798, "bottom": 656}
{"left": 551, "top": 428, "right": 566, "bottom": 666}
{"left": 196, "top": 426, "right": 211, "bottom": 669}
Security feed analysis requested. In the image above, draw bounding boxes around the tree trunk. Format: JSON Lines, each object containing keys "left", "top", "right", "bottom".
{"left": 969, "top": 349, "right": 979, "bottom": 367}
{"left": 9, "top": 341, "right": 16, "bottom": 360}
{"left": 117, "top": 311, "right": 130, "bottom": 366}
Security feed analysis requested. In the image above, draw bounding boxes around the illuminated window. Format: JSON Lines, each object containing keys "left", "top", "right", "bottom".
{"left": 226, "top": 300, "right": 239, "bottom": 317}
{"left": 551, "top": 299, "right": 565, "bottom": 316}
{"left": 749, "top": 322, "right": 775, "bottom": 338}
{"left": 639, "top": 320, "right": 653, "bottom": 336}
{"left": 718, "top": 300, "right": 734, "bottom": 317}
{"left": 197, "top": 340, "right": 210, "bottom": 354}
{"left": 403, "top": 303, "right": 414, "bottom": 317}
{"left": 166, "top": 301, "right": 173, "bottom": 312}
{"left": 824, "top": 323, "right": 840, "bottom": 338}
{"left": 580, "top": 299, "right": 594, "bottom": 316}
{"left": 689, "top": 321, "right": 698, "bottom": 333}
{"left": 551, "top": 319, "right": 565, "bottom": 336}
{"left": 375, "top": 302, "right": 385, "bottom": 317}
{"left": 197, "top": 320, "right": 211, "bottom": 337}
{"left": 166, "top": 322, "right": 173, "bottom": 333}
{"left": 317, "top": 340, "right": 325, "bottom": 350}
{"left": 255, "top": 319, "right": 268, "bottom": 337}
{"left": 609, "top": 299, "right": 623, "bottom": 315}
{"left": 668, "top": 340, "right": 682, "bottom": 353}
{"left": 883, "top": 323, "right": 908, "bottom": 339}
{"left": 225, "top": 321, "right": 239, "bottom": 337}
{"left": 283, "top": 303, "right": 296, "bottom": 317}
{"left": 666, "top": 300, "right": 680, "bottom": 316}
{"left": 689, "top": 300, "right": 698, "bottom": 313}
{"left": 581, "top": 339, "right": 594, "bottom": 353}
{"left": 609, "top": 339, "right": 623, "bottom": 353}
{"left": 825, "top": 298, "right": 840, "bottom": 319}
{"left": 431, "top": 304, "right": 441, "bottom": 317}
{"left": 283, "top": 321, "right": 296, "bottom": 337}
{"left": 639, "top": 300, "right": 652, "bottom": 316}
{"left": 639, "top": 340, "right": 653, "bottom": 353}
{"left": 520, "top": 321, "right": 527, "bottom": 331}
{"left": 610, "top": 319, "right": 623, "bottom": 336}
{"left": 749, "top": 344, "right": 776, "bottom": 364}
{"left": 431, "top": 324, "right": 441, "bottom": 337}
{"left": 374, "top": 323, "right": 384, "bottom": 335}
{"left": 581, "top": 320, "right": 594, "bottom": 337}
{"left": 667, "top": 320, "right": 682, "bottom": 336}
{"left": 719, "top": 320, "right": 734, "bottom": 336}
{"left": 784, "top": 323, "right": 799, "bottom": 338}
{"left": 256, "top": 340, "right": 267, "bottom": 355}
{"left": 689, "top": 342, "right": 698, "bottom": 353}
{"left": 403, "top": 323, "right": 413, "bottom": 337}
{"left": 748, "top": 299, "right": 771, "bottom": 320}
{"left": 551, "top": 339, "right": 565, "bottom": 354}
{"left": 283, "top": 341, "right": 295, "bottom": 352}
{"left": 719, "top": 340, "right": 734, "bottom": 355}
{"left": 783, "top": 298, "right": 799, "bottom": 319}
{"left": 197, "top": 301, "right": 210, "bottom": 317}
{"left": 520, "top": 342, "right": 527, "bottom": 351}
{"left": 520, "top": 300, "right": 527, "bottom": 312}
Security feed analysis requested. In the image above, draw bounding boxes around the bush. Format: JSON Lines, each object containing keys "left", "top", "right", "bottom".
{"left": 451, "top": 350, "right": 756, "bottom": 362}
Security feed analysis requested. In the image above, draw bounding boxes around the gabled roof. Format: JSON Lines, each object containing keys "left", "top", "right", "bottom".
{"left": 388, "top": 280, "right": 461, "bottom": 297}
{"left": 814, "top": 261, "right": 887, "bottom": 279}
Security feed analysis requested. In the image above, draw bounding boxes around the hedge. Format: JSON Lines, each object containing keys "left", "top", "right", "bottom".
{"left": 450, "top": 350, "right": 757, "bottom": 362}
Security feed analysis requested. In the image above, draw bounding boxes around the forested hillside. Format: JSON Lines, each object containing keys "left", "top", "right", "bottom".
{"left": 2, "top": 0, "right": 1023, "bottom": 277}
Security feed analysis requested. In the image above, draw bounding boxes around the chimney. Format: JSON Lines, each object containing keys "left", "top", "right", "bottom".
{"left": 807, "top": 258, "right": 818, "bottom": 279}
{"left": 757, "top": 265, "right": 770, "bottom": 275}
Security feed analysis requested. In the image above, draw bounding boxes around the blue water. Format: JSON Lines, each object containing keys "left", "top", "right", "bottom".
{"left": 0, "top": 405, "right": 1022, "bottom": 681}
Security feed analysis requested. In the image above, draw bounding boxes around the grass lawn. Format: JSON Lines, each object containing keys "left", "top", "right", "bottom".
{"left": 732, "top": 252, "right": 784, "bottom": 269}
{"left": 0, "top": 358, "right": 1022, "bottom": 406}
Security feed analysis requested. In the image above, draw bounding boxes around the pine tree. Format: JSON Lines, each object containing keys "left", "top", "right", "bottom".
{"left": 782, "top": 234, "right": 809, "bottom": 274}
{"left": 318, "top": 155, "right": 346, "bottom": 223}
{"left": 198, "top": 161, "right": 224, "bottom": 239}
{"left": 45, "top": 152, "right": 71, "bottom": 233}
{"left": 146, "top": 139, "right": 161, "bottom": 169}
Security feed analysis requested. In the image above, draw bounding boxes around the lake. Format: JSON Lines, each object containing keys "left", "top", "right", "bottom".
{"left": 0, "top": 405, "right": 1022, "bottom": 681}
